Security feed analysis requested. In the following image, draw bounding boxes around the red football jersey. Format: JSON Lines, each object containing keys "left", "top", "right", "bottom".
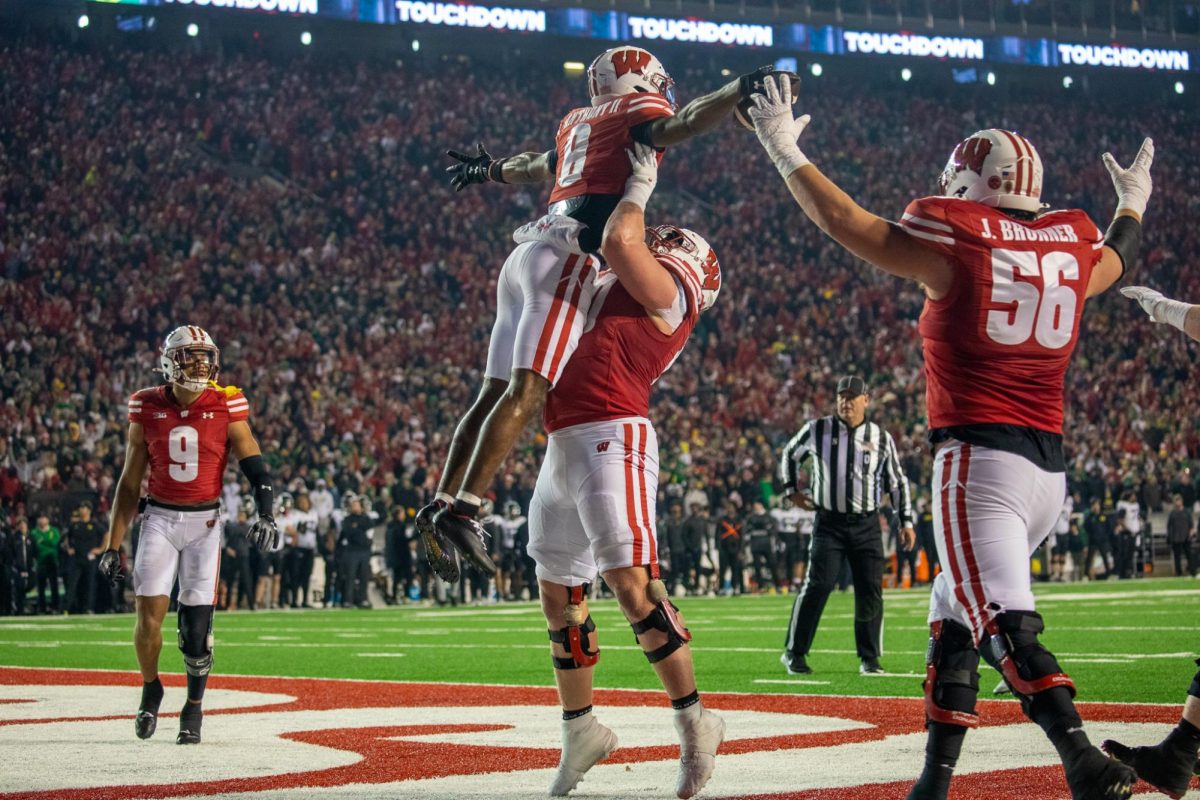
{"left": 901, "top": 196, "right": 1105, "bottom": 434}
{"left": 127, "top": 385, "right": 250, "bottom": 505}
{"left": 544, "top": 258, "right": 700, "bottom": 433}
{"left": 547, "top": 93, "right": 673, "bottom": 204}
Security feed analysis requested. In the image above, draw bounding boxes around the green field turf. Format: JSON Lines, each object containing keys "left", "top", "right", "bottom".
{"left": 1, "top": 578, "right": 1195, "bottom": 704}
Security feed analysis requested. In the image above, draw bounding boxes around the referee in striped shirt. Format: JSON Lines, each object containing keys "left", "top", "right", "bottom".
{"left": 779, "top": 375, "right": 916, "bottom": 675}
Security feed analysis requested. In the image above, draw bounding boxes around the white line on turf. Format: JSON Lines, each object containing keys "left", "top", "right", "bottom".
{"left": 354, "top": 653, "right": 407, "bottom": 658}
{"left": 753, "top": 679, "right": 831, "bottom": 686}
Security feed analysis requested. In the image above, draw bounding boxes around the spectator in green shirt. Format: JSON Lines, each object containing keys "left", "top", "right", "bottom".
{"left": 31, "top": 515, "right": 61, "bottom": 614}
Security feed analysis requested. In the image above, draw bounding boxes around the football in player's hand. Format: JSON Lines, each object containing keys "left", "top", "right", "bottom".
{"left": 734, "top": 71, "right": 801, "bottom": 131}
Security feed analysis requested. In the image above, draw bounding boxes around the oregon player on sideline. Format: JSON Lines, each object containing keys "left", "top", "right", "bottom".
{"left": 98, "top": 326, "right": 280, "bottom": 744}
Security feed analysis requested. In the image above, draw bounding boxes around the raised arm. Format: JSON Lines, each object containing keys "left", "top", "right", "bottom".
{"left": 1085, "top": 138, "right": 1154, "bottom": 298}
{"left": 445, "top": 143, "right": 555, "bottom": 191}
{"left": 643, "top": 67, "right": 794, "bottom": 148}
{"left": 748, "top": 76, "right": 953, "bottom": 297}
{"left": 599, "top": 145, "right": 679, "bottom": 314}
{"left": 1121, "top": 286, "right": 1200, "bottom": 341}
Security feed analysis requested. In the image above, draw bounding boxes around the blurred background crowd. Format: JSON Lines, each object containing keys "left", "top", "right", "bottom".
{"left": 1, "top": 25, "right": 1196, "bottom": 613}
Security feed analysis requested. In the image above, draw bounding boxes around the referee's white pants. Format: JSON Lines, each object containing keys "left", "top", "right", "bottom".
{"left": 927, "top": 441, "right": 1064, "bottom": 644}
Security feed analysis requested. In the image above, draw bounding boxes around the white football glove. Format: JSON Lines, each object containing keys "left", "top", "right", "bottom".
{"left": 748, "top": 74, "right": 811, "bottom": 179}
{"left": 622, "top": 142, "right": 658, "bottom": 210}
{"left": 1101, "top": 137, "right": 1154, "bottom": 218}
{"left": 1120, "top": 285, "right": 1192, "bottom": 331}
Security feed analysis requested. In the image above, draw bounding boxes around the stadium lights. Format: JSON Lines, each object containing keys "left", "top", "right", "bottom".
{"left": 986, "top": 71, "right": 996, "bottom": 85}
{"left": 563, "top": 61, "right": 585, "bottom": 76}
{"left": 900, "top": 67, "right": 912, "bottom": 82}
{"left": 187, "top": 23, "right": 199, "bottom": 37}
{"left": 301, "top": 31, "right": 312, "bottom": 46}
{"left": 1062, "top": 75, "right": 1073, "bottom": 89}
{"left": 412, "top": 39, "right": 420, "bottom": 52}
{"left": 77, "top": 14, "right": 89, "bottom": 29}
{"left": 810, "top": 62, "right": 823, "bottom": 77}
{"left": 1176, "top": 81, "right": 1185, "bottom": 95}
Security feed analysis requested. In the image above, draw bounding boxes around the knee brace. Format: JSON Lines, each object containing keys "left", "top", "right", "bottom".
{"left": 1189, "top": 658, "right": 1200, "bottom": 700}
{"left": 983, "top": 611, "right": 1074, "bottom": 699}
{"left": 178, "top": 604, "right": 215, "bottom": 677}
{"left": 630, "top": 579, "right": 691, "bottom": 664}
{"left": 548, "top": 585, "right": 599, "bottom": 670}
{"left": 923, "top": 619, "right": 981, "bottom": 728}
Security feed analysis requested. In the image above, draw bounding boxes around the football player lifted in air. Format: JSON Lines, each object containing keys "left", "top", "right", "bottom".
{"left": 98, "top": 326, "right": 280, "bottom": 745}
{"left": 526, "top": 144, "right": 724, "bottom": 799}
{"left": 422, "top": 47, "right": 794, "bottom": 581}
{"left": 747, "top": 75, "right": 1153, "bottom": 800}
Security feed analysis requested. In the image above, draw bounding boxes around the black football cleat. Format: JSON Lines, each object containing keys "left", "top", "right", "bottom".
{"left": 780, "top": 651, "right": 812, "bottom": 675}
{"left": 135, "top": 710, "right": 158, "bottom": 740}
{"left": 1102, "top": 737, "right": 1195, "bottom": 799}
{"left": 176, "top": 704, "right": 203, "bottom": 745}
{"left": 860, "top": 658, "right": 886, "bottom": 675}
{"left": 1065, "top": 746, "right": 1135, "bottom": 800}
{"left": 432, "top": 507, "right": 496, "bottom": 577}
{"left": 416, "top": 500, "right": 460, "bottom": 583}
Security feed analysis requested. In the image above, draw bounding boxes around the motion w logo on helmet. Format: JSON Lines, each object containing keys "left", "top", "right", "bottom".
{"left": 952, "top": 137, "right": 992, "bottom": 176}
{"left": 611, "top": 49, "right": 653, "bottom": 78}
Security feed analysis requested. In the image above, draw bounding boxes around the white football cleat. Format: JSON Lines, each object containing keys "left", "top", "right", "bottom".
{"left": 548, "top": 714, "right": 619, "bottom": 796}
{"left": 674, "top": 707, "right": 725, "bottom": 799}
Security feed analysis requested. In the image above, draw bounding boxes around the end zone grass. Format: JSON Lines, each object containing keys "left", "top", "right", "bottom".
{"left": 1, "top": 578, "right": 1195, "bottom": 704}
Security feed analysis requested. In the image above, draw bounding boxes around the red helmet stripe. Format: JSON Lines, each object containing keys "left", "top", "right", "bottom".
{"left": 1017, "top": 134, "right": 1036, "bottom": 196}
{"left": 997, "top": 130, "right": 1027, "bottom": 197}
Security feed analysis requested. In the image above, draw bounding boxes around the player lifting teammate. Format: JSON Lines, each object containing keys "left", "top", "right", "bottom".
{"left": 98, "top": 326, "right": 279, "bottom": 744}
{"left": 525, "top": 143, "right": 723, "bottom": 799}
{"left": 421, "top": 47, "right": 793, "bottom": 581}
{"left": 748, "top": 75, "right": 1154, "bottom": 800}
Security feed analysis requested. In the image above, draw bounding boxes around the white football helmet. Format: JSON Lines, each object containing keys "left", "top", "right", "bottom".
{"left": 158, "top": 325, "right": 219, "bottom": 392}
{"left": 587, "top": 46, "right": 676, "bottom": 109}
{"left": 938, "top": 129, "right": 1044, "bottom": 213}
{"left": 645, "top": 225, "right": 721, "bottom": 313}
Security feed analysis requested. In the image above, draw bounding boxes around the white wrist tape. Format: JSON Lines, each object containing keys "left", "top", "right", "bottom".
{"left": 622, "top": 178, "right": 655, "bottom": 210}
{"left": 1155, "top": 297, "right": 1193, "bottom": 332}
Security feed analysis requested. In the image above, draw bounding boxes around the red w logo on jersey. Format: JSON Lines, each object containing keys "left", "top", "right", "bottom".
{"left": 596, "top": 441, "right": 610, "bottom": 453}
{"left": 612, "top": 49, "right": 652, "bottom": 78}
{"left": 952, "top": 137, "right": 992, "bottom": 176}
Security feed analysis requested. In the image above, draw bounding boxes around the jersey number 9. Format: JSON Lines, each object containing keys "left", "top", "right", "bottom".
{"left": 168, "top": 425, "right": 200, "bottom": 483}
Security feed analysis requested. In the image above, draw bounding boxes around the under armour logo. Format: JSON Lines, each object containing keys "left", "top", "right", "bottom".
{"left": 596, "top": 441, "right": 610, "bottom": 453}
{"left": 202, "top": 412, "right": 214, "bottom": 419}
{"left": 153, "top": 412, "right": 168, "bottom": 419}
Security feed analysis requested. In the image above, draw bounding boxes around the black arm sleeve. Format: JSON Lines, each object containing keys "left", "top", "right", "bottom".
{"left": 1103, "top": 215, "right": 1143, "bottom": 280}
{"left": 238, "top": 455, "right": 274, "bottom": 520}
{"left": 545, "top": 148, "right": 558, "bottom": 175}
{"left": 629, "top": 121, "right": 656, "bottom": 147}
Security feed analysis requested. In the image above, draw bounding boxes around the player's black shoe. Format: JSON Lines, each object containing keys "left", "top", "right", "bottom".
{"left": 780, "top": 652, "right": 812, "bottom": 675}
{"left": 1065, "top": 746, "right": 1135, "bottom": 800}
{"left": 416, "top": 500, "right": 460, "bottom": 583}
{"left": 135, "top": 678, "right": 163, "bottom": 740}
{"left": 1102, "top": 737, "right": 1195, "bottom": 799}
{"left": 432, "top": 507, "right": 496, "bottom": 577}
{"left": 176, "top": 703, "right": 203, "bottom": 745}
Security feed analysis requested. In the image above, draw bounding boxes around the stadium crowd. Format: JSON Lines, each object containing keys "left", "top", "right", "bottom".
{"left": 0, "top": 34, "right": 1197, "bottom": 612}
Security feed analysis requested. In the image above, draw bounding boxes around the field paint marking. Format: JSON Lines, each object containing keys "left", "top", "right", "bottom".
{"left": 753, "top": 679, "right": 832, "bottom": 686}
{"left": 857, "top": 672, "right": 924, "bottom": 679}
{"left": 354, "top": 653, "right": 407, "bottom": 658}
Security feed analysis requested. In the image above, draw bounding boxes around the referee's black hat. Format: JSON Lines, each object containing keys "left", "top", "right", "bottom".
{"left": 836, "top": 375, "right": 867, "bottom": 396}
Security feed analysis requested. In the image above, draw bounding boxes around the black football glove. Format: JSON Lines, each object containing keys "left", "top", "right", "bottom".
{"left": 738, "top": 65, "right": 799, "bottom": 101}
{"left": 446, "top": 143, "right": 497, "bottom": 192}
{"left": 98, "top": 548, "right": 126, "bottom": 586}
{"left": 248, "top": 515, "right": 280, "bottom": 552}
